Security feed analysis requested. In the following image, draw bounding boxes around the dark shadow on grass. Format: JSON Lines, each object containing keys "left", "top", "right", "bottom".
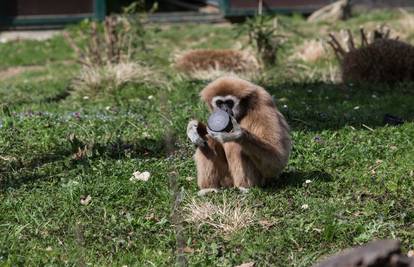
{"left": 265, "top": 81, "right": 414, "bottom": 132}
{"left": 90, "top": 137, "right": 168, "bottom": 159}
{"left": 263, "top": 170, "right": 333, "bottom": 192}
{"left": 44, "top": 86, "right": 71, "bottom": 103}
{"left": 0, "top": 136, "right": 170, "bottom": 191}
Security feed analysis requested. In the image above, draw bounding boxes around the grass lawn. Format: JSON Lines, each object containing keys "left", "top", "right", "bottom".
{"left": 1, "top": 10, "right": 413, "bottom": 266}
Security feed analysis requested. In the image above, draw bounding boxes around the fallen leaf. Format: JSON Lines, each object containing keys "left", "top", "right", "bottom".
{"left": 80, "top": 195, "right": 92, "bottom": 205}
{"left": 145, "top": 213, "right": 159, "bottom": 222}
{"left": 235, "top": 262, "right": 255, "bottom": 267}
{"left": 353, "top": 211, "right": 363, "bottom": 217}
{"left": 183, "top": 247, "right": 194, "bottom": 253}
{"left": 259, "top": 220, "right": 276, "bottom": 229}
{"left": 130, "top": 171, "right": 151, "bottom": 182}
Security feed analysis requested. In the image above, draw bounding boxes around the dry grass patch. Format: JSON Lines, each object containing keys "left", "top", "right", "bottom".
{"left": 173, "top": 49, "right": 260, "bottom": 80}
{"left": 295, "top": 63, "right": 341, "bottom": 83}
{"left": 64, "top": 16, "right": 163, "bottom": 96}
{"left": 72, "top": 62, "right": 158, "bottom": 96}
{"left": 290, "top": 39, "right": 330, "bottom": 63}
{"left": 397, "top": 9, "right": 414, "bottom": 38}
{"left": 183, "top": 196, "right": 256, "bottom": 235}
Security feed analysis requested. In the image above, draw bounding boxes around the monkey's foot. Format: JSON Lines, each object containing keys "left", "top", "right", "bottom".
{"left": 237, "top": 187, "right": 250, "bottom": 194}
{"left": 197, "top": 188, "right": 219, "bottom": 196}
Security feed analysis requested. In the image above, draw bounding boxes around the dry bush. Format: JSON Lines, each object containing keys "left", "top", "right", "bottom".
{"left": 64, "top": 16, "right": 158, "bottom": 95}
{"left": 184, "top": 196, "right": 256, "bottom": 235}
{"left": 244, "top": 16, "right": 285, "bottom": 67}
{"left": 72, "top": 62, "right": 156, "bottom": 95}
{"left": 64, "top": 17, "right": 136, "bottom": 67}
{"left": 328, "top": 26, "right": 414, "bottom": 83}
{"left": 174, "top": 49, "right": 260, "bottom": 80}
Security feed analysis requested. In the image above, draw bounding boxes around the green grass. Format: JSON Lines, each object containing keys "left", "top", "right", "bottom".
{"left": 1, "top": 10, "right": 414, "bottom": 266}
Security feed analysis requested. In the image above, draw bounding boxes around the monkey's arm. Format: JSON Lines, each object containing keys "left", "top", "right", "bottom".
{"left": 207, "top": 118, "right": 283, "bottom": 174}
{"left": 237, "top": 129, "right": 287, "bottom": 177}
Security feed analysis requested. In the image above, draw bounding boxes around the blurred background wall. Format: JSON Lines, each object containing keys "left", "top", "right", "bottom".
{"left": 1, "top": 0, "right": 414, "bottom": 29}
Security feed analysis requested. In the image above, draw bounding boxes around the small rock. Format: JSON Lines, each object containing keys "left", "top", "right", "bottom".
{"left": 130, "top": 171, "right": 151, "bottom": 182}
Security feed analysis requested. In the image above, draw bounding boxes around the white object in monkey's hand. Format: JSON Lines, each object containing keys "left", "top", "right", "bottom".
{"left": 207, "top": 109, "right": 233, "bottom": 132}
{"left": 207, "top": 115, "right": 243, "bottom": 143}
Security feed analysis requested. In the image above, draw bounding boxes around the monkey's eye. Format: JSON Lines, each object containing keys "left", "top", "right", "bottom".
{"left": 225, "top": 100, "right": 234, "bottom": 109}
{"left": 215, "top": 100, "right": 223, "bottom": 107}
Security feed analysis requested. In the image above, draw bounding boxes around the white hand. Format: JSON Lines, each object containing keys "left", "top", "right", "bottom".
{"left": 207, "top": 116, "right": 243, "bottom": 143}
{"left": 187, "top": 120, "right": 206, "bottom": 147}
{"left": 197, "top": 188, "right": 219, "bottom": 196}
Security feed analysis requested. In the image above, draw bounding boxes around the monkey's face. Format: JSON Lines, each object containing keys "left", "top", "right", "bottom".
{"left": 211, "top": 95, "right": 241, "bottom": 119}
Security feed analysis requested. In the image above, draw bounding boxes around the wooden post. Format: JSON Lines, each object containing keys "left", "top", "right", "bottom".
{"left": 258, "top": 0, "right": 263, "bottom": 15}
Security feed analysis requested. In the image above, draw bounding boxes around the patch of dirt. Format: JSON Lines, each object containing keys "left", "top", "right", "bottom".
{"left": 0, "top": 30, "right": 61, "bottom": 43}
{"left": 0, "top": 65, "right": 45, "bottom": 81}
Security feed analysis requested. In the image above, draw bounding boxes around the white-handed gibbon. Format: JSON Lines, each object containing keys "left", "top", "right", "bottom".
{"left": 187, "top": 76, "right": 291, "bottom": 194}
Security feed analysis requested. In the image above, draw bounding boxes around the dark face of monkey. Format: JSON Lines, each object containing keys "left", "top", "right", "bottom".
{"left": 212, "top": 95, "right": 238, "bottom": 118}
{"left": 211, "top": 95, "right": 251, "bottom": 121}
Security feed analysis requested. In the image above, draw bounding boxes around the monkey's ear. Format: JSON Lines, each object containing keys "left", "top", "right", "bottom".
{"left": 242, "top": 91, "right": 257, "bottom": 107}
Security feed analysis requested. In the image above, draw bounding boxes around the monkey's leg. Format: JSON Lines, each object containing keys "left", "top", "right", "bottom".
{"left": 195, "top": 137, "right": 232, "bottom": 190}
{"left": 224, "top": 143, "right": 263, "bottom": 189}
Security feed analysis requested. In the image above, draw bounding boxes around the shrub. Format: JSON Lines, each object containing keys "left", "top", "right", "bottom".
{"left": 63, "top": 2, "right": 158, "bottom": 96}
{"left": 243, "top": 16, "right": 285, "bottom": 67}
{"left": 328, "top": 27, "right": 414, "bottom": 83}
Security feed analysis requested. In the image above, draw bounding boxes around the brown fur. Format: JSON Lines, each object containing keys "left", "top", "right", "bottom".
{"left": 194, "top": 76, "right": 291, "bottom": 189}
{"left": 174, "top": 49, "right": 259, "bottom": 74}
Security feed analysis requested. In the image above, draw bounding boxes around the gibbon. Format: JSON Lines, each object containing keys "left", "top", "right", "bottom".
{"left": 187, "top": 76, "right": 291, "bottom": 193}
